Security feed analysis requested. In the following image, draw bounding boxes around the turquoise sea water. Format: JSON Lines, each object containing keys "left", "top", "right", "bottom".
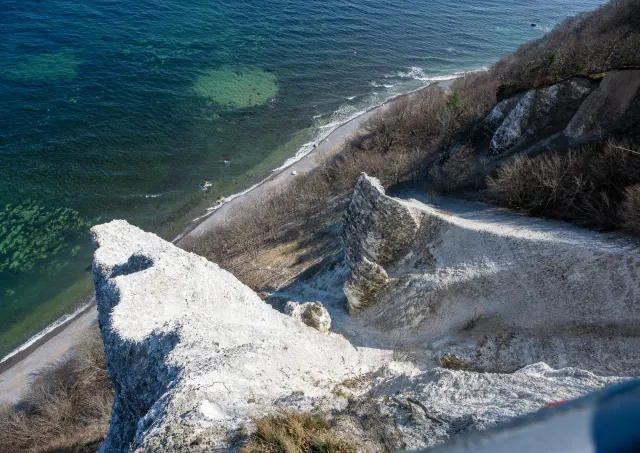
{"left": 0, "top": 0, "right": 604, "bottom": 358}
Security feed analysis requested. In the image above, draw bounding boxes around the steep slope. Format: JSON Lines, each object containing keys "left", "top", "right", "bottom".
{"left": 91, "top": 220, "right": 388, "bottom": 452}
{"left": 91, "top": 218, "right": 631, "bottom": 452}
{"left": 340, "top": 174, "right": 640, "bottom": 375}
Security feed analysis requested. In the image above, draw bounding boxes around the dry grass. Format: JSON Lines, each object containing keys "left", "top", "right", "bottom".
{"left": 241, "top": 412, "right": 356, "bottom": 453}
{"left": 0, "top": 327, "right": 112, "bottom": 453}
{"left": 182, "top": 0, "right": 640, "bottom": 283}
{"left": 181, "top": 79, "right": 497, "bottom": 281}
{"left": 439, "top": 354, "right": 471, "bottom": 371}
{"left": 486, "top": 137, "right": 640, "bottom": 231}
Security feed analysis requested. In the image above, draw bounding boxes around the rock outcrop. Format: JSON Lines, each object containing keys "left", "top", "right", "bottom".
{"left": 91, "top": 220, "right": 386, "bottom": 452}
{"left": 338, "top": 362, "right": 625, "bottom": 452}
{"left": 566, "top": 69, "right": 640, "bottom": 141}
{"left": 342, "top": 175, "right": 422, "bottom": 312}
{"left": 341, "top": 174, "right": 640, "bottom": 375}
{"left": 284, "top": 301, "right": 332, "bottom": 333}
{"left": 487, "top": 78, "right": 595, "bottom": 156}
{"left": 91, "top": 215, "right": 634, "bottom": 452}
{"left": 476, "top": 70, "right": 639, "bottom": 160}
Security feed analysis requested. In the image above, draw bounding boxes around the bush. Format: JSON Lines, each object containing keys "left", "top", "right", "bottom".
{"left": 241, "top": 412, "right": 355, "bottom": 453}
{"left": 0, "top": 328, "right": 112, "bottom": 453}
{"left": 486, "top": 137, "right": 640, "bottom": 230}
{"left": 183, "top": 0, "right": 640, "bottom": 280}
{"left": 439, "top": 354, "right": 471, "bottom": 371}
{"left": 440, "top": 144, "right": 483, "bottom": 192}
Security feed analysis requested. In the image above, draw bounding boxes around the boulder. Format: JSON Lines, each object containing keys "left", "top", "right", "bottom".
{"left": 284, "top": 301, "right": 332, "bottom": 333}
{"left": 566, "top": 70, "right": 640, "bottom": 142}
{"left": 343, "top": 257, "right": 390, "bottom": 313}
{"left": 488, "top": 78, "right": 595, "bottom": 156}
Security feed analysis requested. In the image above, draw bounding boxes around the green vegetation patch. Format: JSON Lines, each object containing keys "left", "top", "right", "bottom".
{"left": 439, "top": 353, "right": 471, "bottom": 371}
{"left": 194, "top": 66, "right": 278, "bottom": 108}
{"left": 0, "top": 200, "right": 90, "bottom": 273}
{"left": 1, "top": 51, "right": 80, "bottom": 81}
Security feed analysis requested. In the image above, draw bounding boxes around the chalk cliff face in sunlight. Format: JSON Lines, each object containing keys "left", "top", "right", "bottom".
{"left": 92, "top": 170, "right": 639, "bottom": 450}
{"left": 342, "top": 174, "right": 640, "bottom": 376}
{"left": 91, "top": 220, "right": 387, "bottom": 452}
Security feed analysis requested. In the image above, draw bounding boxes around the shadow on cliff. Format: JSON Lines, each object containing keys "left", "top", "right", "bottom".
{"left": 95, "top": 252, "right": 182, "bottom": 453}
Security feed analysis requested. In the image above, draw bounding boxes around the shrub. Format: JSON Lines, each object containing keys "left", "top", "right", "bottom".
{"left": 183, "top": 0, "right": 640, "bottom": 281}
{"left": 492, "top": 0, "right": 640, "bottom": 99}
{"left": 440, "top": 144, "right": 483, "bottom": 192}
{"left": 486, "top": 137, "right": 640, "bottom": 231}
{"left": 439, "top": 354, "right": 471, "bottom": 371}
{"left": 0, "top": 328, "right": 112, "bottom": 453}
{"left": 241, "top": 412, "right": 355, "bottom": 453}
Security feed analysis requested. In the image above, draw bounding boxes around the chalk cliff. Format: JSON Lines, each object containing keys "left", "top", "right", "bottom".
{"left": 91, "top": 220, "right": 387, "bottom": 452}
{"left": 92, "top": 194, "right": 638, "bottom": 450}
{"left": 342, "top": 174, "right": 640, "bottom": 375}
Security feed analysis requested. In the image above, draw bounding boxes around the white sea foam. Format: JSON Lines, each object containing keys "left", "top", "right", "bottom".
{"left": 0, "top": 298, "right": 95, "bottom": 365}
{"left": 4, "top": 69, "right": 483, "bottom": 366}
{"left": 390, "top": 66, "right": 478, "bottom": 83}
{"left": 188, "top": 179, "right": 267, "bottom": 225}
{"left": 370, "top": 81, "right": 395, "bottom": 89}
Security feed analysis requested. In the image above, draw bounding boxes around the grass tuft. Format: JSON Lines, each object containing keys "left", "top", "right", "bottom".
{"left": 241, "top": 412, "right": 356, "bottom": 453}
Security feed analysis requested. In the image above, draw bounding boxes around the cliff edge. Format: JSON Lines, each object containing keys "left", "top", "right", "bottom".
{"left": 91, "top": 220, "right": 387, "bottom": 452}
{"left": 341, "top": 174, "right": 640, "bottom": 375}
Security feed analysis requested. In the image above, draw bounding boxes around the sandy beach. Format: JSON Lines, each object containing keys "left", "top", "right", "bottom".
{"left": 0, "top": 306, "right": 98, "bottom": 404}
{"left": 0, "top": 77, "right": 457, "bottom": 404}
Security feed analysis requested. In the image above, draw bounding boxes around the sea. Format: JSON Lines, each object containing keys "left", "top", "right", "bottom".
{"left": 0, "top": 0, "right": 604, "bottom": 360}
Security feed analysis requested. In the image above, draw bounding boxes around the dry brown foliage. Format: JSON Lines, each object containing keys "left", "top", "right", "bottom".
{"left": 0, "top": 328, "right": 112, "bottom": 453}
{"left": 486, "top": 137, "right": 640, "bottom": 230}
{"left": 183, "top": 0, "right": 640, "bottom": 281}
{"left": 440, "top": 144, "right": 483, "bottom": 192}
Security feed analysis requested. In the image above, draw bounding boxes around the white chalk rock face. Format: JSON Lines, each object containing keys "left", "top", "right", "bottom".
{"left": 362, "top": 362, "right": 626, "bottom": 451}
{"left": 341, "top": 175, "right": 640, "bottom": 375}
{"left": 91, "top": 220, "right": 385, "bottom": 452}
{"left": 342, "top": 174, "right": 422, "bottom": 312}
{"left": 489, "top": 89, "right": 536, "bottom": 155}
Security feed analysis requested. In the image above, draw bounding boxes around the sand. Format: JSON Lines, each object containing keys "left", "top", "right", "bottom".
{"left": 0, "top": 306, "right": 98, "bottom": 404}
{"left": 178, "top": 78, "right": 456, "bottom": 241}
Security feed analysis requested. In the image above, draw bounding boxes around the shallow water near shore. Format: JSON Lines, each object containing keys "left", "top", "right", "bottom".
{"left": 0, "top": 0, "right": 604, "bottom": 359}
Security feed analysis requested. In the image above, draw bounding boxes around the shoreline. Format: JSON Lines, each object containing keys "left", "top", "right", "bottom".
{"left": 0, "top": 304, "right": 98, "bottom": 403}
{"left": 0, "top": 73, "right": 464, "bottom": 404}
{"left": 0, "top": 298, "right": 96, "bottom": 370}
{"left": 177, "top": 75, "right": 461, "bottom": 242}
